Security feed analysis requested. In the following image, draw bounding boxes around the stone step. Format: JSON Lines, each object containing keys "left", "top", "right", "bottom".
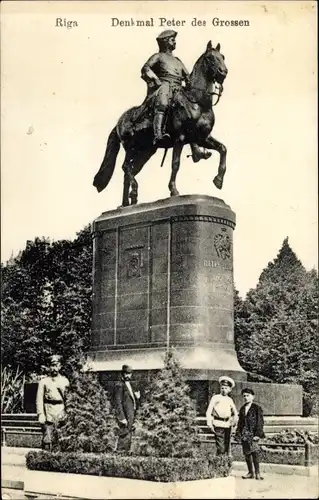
{"left": 264, "top": 425, "right": 318, "bottom": 434}
{"left": 196, "top": 416, "right": 318, "bottom": 425}
{"left": 196, "top": 416, "right": 318, "bottom": 434}
{"left": 197, "top": 424, "right": 318, "bottom": 435}
{"left": 2, "top": 421, "right": 40, "bottom": 428}
{"left": 2, "top": 414, "right": 38, "bottom": 422}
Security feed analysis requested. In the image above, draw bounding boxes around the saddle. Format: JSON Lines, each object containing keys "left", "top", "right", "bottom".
{"left": 127, "top": 87, "right": 195, "bottom": 137}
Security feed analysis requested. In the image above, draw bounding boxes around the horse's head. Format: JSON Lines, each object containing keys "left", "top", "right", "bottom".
{"left": 203, "top": 41, "right": 228, "bottom": 85}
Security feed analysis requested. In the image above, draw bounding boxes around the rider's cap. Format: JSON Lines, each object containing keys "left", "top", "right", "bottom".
{"left": 218, "top": 376, "right": 235, "bottom": 389}
{"left": 156, "top": 30, "right": 177, "bottom": 41}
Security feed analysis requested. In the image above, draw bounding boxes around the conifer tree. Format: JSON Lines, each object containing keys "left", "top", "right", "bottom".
{"left": 235, "top": 238, "right": 318, "bottom": 413}
{"left": 58, "top": 371, "right": 117, "bottom": 453}
{"left": 135, "top": 349, "right": 201, "bottom": 458}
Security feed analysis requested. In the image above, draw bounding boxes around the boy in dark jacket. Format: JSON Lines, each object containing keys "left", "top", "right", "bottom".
{"left": 235, "top": 388, "right": 265, "bottom": 480}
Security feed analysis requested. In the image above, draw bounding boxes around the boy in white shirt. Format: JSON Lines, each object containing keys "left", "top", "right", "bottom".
{"left": 206, "top": 376, "right": 238, "bottom": 455}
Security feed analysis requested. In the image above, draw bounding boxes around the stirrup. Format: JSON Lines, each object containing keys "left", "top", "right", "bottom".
{"left": 153, "top": 133, "right": 170, "bottom": 147}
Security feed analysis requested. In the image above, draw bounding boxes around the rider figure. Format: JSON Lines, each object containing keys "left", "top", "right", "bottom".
{"left": 141, "top": 30, "right": 211, "bottom": 161}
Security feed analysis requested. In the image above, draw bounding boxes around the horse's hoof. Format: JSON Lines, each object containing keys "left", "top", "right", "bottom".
{"left": 170, "top": 191, "right": 180, "bottom": 197}
{"left": 213, "top": 176, "right": 223, "bottom": 190}
{"left": 203, "top": 151, "right": 212, "bottom": 160}
{"left": 192, "top": 150, "right": 212, "bottom": 163}
{"left": 129, "top": 195, "right": 138, "bottom": 205}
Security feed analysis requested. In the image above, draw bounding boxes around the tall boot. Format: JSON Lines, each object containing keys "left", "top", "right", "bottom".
{"left": 242, "top": 454, "right": 254, "bottom": 479}
{"left": 252, "top": 452, "right": 264, "bottom": 480}
{"left": 153, "top": 111, "right": 170, "bottom": 146}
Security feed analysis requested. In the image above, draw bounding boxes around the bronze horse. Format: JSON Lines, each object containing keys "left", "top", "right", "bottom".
{"left": 93, "top": 41, "right": 228, "bottom": 206}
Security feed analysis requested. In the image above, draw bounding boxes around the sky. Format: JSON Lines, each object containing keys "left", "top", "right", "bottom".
{"left": 1, "top": 0, "right": 317, "bottom": 296}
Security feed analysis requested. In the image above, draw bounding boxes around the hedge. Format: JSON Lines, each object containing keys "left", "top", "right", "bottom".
{"left": 264, "top": 429, "right": 319, "bottom": 446}
{"left": 26, "top": 451, "right": 232, "bottom": 482}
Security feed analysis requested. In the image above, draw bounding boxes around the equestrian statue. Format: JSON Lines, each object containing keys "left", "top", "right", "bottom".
{"left": 93, "top": 30, "right": 228, "bottom": 206}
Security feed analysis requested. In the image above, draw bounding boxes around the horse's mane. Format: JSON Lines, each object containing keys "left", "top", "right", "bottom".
{"left": 189, "top": 53, "right": 205, "bottom": 82}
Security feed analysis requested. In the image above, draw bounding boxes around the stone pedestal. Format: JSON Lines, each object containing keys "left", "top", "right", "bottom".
{"left": 88, "top": 195, "right": 302, "bottom": 416}
{"left": 89, "top": 195, "right": 245, "bottom": 380}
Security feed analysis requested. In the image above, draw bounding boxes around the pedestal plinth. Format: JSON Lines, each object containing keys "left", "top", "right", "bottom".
{"left": 88, "top": 194, "right": 302, "bottom": 416}
{"left": 89, "top": 194, "right": 245, "bottom": 381}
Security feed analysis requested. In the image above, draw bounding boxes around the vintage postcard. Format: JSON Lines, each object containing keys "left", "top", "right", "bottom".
{"left": 1, "top": 1, "right": 317, "bottom": 499}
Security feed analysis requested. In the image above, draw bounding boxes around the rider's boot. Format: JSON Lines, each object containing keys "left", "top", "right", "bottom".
{"left": 153, "top": 111, "right": 170, "bottom": 147}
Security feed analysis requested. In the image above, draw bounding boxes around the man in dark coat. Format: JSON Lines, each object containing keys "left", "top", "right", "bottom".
{"left": 235, "top": 388, "right": 265, "bottom": 480}
{"left": 114, "top": 364, "right": 140, "bottom": 453}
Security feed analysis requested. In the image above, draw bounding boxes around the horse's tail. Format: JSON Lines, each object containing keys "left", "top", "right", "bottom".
{"left": 93, "top": 127, "right": 121, "bottom": 193}
{"left": 160, "top": 148, "right": 168, "bottom": 168}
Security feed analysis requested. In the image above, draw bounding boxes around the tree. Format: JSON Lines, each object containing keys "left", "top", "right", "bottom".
{"left": 135, "top": 349, "right": 201, "bottom": 458}
{"left": 1, "top": 239, "right": 53, "bottom": 373}
{"left": 1, "top": 226, "right": 93, "bottom": 377}
{"left": 45, "top": 227, "right": 93, "bottom": 376}
{"left": 234, "top": 238, "right": 318, "bottom": 413}
{"left": 58, "top": 371, "right": 117, "bottom": 453}
{"left": 234, "top": 285, "right": 248, "bottom": 364}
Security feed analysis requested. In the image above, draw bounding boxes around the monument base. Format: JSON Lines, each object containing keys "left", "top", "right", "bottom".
{"left": 87, "top": 344, "right": 246, "bottom": 381}
{"left": 92, "top": 366, "right": 302, "bottom": 417}
{"left": 89, "top": 195, "right": 303, "bottom": 418}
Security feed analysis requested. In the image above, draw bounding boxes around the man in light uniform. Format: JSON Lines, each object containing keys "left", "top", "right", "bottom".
{"left": 206, "top": 376, "right": 238, "bottom": 455}
{"left": 36, "top": 354, "right": 69, "bottom": 451}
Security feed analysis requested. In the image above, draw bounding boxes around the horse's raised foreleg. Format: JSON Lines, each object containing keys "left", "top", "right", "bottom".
{"left": 189, "top": 143, "right": 212, "bottom": 163}
{"left": 169, "top": 141, "right": 184, "bottom": 197}
{"left": 202, "top": 135, "right": 227, "bottom": 190}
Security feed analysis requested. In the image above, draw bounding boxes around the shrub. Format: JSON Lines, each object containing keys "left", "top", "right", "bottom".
{"left": 264, "top": 429, "right": 319, "bottom": 446}
{"left": 57, "top": 371, "right": 117, "bottom": 453}
{"left": 26, "top": 450, "right": 231, "bottom": 482}
{"left": 303, "top": 392, "right": 319, "bottom": 417}
{"left": 1, "top": 366, "right": 25, "bottom": 413}
{"left": 134, "top": 349, "right": 201, "bottom": 458}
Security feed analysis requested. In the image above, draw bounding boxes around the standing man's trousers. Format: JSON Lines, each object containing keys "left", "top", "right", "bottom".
{"left": 214, "top": 427, "right": 231, "bottom": 455}
{"left": 41, "top": 422, "right": 58, "bottom": 451}
{"left": 116, "top": 420, "right": 134, "bottom": 453}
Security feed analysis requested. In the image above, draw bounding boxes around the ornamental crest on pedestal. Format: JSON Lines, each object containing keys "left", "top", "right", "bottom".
{"left": 126, "top": 251, "right": 143, "bottom": 278}
{"left": 214, "top": 228, "right": 231, "bottom": 260}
